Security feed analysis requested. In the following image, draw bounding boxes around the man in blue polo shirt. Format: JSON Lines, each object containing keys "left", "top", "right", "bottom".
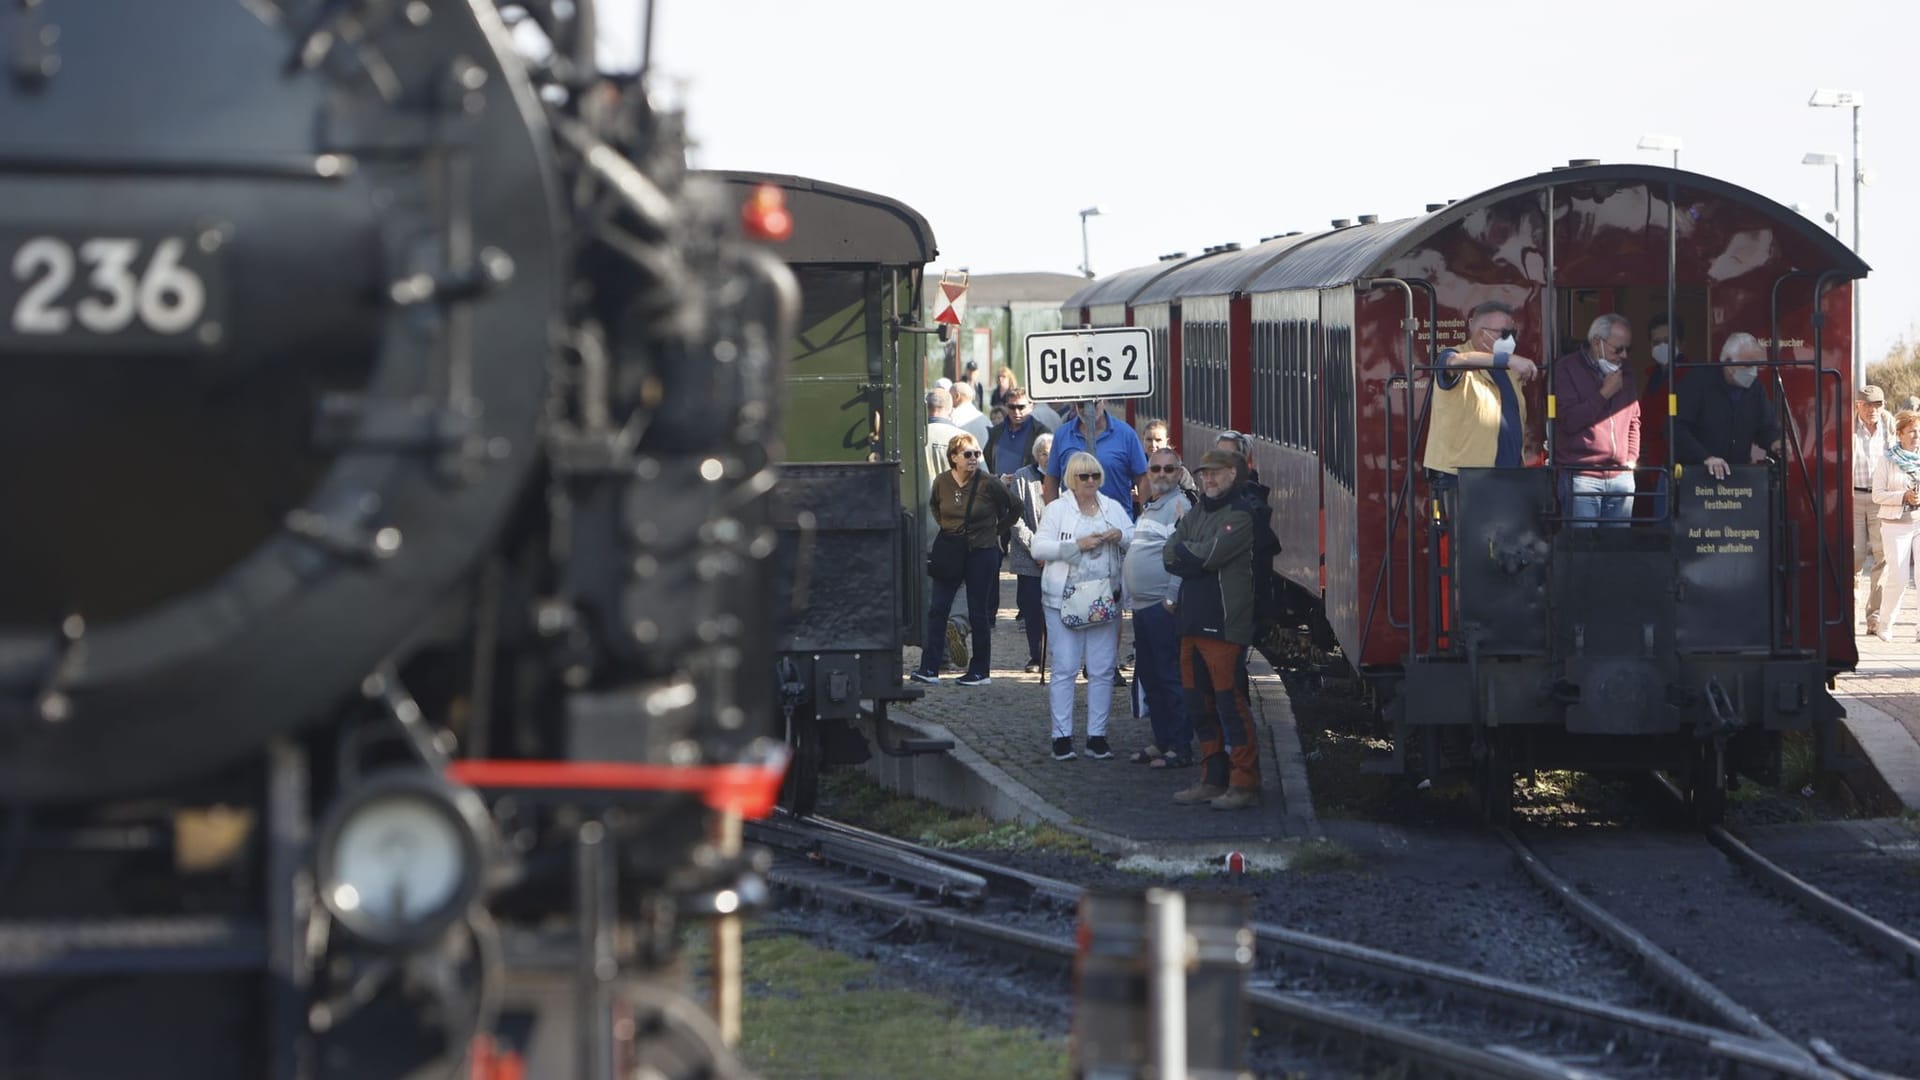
{"left": 1044, "top": 398, "right": 1148, "bottom": 518}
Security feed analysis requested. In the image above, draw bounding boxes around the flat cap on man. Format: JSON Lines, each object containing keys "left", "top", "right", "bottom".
{"left": 1861, "top": 384, "right": 1886, "bottom": 403}
{"left": 1195, "top": 449, "right": 1241, "bottom": 473}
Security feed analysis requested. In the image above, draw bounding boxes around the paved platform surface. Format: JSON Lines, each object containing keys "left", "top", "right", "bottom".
{"left": 875, "top": 574, "right": 1318, "bottom": 850}
{"left": 1832, "top": 583, "right": 1920, "bottom": 811}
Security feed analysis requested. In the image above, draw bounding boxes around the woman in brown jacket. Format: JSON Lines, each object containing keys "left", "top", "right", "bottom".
{"left": 911, "top": 433, "right": 1023, "bottom": 686}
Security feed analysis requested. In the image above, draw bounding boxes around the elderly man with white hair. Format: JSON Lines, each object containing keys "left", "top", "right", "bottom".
{"left": 1552, "top": 313, "right": 1640, "bottom": 526}
{"left": 1673, "top": 331, "right": 1782, "bottom": 481}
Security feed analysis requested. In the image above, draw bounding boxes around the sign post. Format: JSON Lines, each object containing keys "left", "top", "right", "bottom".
{"left": 1023, "top": 327, "right": 1153, "bottom": 401}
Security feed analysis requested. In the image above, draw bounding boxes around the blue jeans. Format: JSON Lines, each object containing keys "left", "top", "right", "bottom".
{"left": 918, "top": 546, "right": 1002, "bottom": 678}
{"left": 1565, "top": 471, "right": 1635, "bottom": 528}
{"left": 1131, "top": 601, "right": 1190, "bottom": 752}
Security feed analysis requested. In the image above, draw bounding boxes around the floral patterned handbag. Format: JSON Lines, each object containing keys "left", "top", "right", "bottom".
{"left": 1059, "top": 580, "right": 1119, "bottom": 629}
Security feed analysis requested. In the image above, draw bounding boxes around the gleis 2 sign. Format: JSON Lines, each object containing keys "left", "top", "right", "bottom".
{"left": 1022, "top": 327, "right": 1154, "bottom": 401}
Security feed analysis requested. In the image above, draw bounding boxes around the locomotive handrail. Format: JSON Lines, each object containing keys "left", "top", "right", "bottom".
{"left": 1766, "top": 268, "right": 1852, "bottom": 651}
{"left": 1361, "top": 277, "right": 1420, "bottom": 636}
{"left": 1808, "top": 271, "right": 1852, "bottom": 646}
{"left": 1356, "top": 276, "right": 1441, "bottom": 655}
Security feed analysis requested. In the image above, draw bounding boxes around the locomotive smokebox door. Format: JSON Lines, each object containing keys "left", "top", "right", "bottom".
{"left": 1453, "top": 468, "right": 1553, "bottom": 653}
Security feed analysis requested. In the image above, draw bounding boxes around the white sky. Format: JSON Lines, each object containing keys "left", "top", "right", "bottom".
{"left": 601, "top": 0, "right": 1915, "bottom": 360}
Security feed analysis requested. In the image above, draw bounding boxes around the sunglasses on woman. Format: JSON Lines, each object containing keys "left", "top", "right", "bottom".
{"left": 958, "top": 450, "right": 982, "bottom": 459}
{"left": 1075, "top": 472, "right": 1101, "bottom": 482}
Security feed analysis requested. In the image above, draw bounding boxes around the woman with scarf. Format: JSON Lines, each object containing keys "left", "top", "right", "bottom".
{"left": 1871, "top": 410, "right": 1920, "bottom": 642}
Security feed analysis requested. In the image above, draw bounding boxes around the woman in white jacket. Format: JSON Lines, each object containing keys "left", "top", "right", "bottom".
{"left": 1872, "top": 410, "right": 1920, "bottom": 641}
{"left": 1030, "top": 451, "right": 1134, "bottom": 760}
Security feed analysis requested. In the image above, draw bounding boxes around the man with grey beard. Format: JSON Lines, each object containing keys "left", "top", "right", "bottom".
{"left": 1123, "top": 448, "right": 1193, "bottom": 767}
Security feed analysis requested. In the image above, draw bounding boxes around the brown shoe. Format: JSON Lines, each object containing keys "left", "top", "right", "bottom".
{"left": 1172, "top": 781, "right": 1228, "bottom": 805}
{"left": 1867, "top": 617, "right": 1880, "bottom": 635}
{"left": 1209, "top": 787, "right": 1262, "bottom": 811}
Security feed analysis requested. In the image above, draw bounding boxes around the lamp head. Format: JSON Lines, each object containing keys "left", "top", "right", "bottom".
{"left": 1808, "top": 88, "right": 1864, "bottom": 107}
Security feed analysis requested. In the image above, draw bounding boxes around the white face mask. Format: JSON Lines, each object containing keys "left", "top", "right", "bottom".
{"left": 1595, "top": 357, "right": 1620, "bottom": 376}
{"left": 1491, "top": 329, "right": 1516, "bottom": 357}
{"left": 1652, "top": 342, "right": 1672, "bottom": 366}
{"left": 1729, "top": 365, "right": 1758, "bottom": 389}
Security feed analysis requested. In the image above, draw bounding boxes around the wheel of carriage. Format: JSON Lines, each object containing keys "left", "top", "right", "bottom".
{"left": 779, "top": 705, "right": 822, "bottom": 816}
{"left": 1472, "top": 731, "right": 1513, "bottom": 825}
{"left": 1686, "top": 738, "right": 1727, "bottom": 827}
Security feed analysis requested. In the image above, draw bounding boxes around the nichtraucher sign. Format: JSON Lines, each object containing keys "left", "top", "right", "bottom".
{"left": 1023, "top": 327, "right": 1153, "bottom": 401}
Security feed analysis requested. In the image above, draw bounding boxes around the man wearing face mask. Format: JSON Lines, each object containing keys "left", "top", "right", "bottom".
{"left": 1423, "top": 300, "right": 1537, "bottom": 510}
{"left": 1635, "top": 315, "right": 1684, "bottom": 515}
{"left": 1553, "top": 314, "right": 1640, "bottom": 525}
{"left": 1673, "top": 332, "right": 1782, "bottom": 481}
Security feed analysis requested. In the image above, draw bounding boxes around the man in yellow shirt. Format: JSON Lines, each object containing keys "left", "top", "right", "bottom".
{"left": 1423, "top": 300, "right": 1538, "bottom": 488}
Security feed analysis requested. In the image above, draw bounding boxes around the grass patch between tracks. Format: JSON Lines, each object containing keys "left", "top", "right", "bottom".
{"left": 690, "top": 930, "right": 1068, "bottom": 1078}
{"left": 819, "top": 770, "right": 1097, "bottom": 857}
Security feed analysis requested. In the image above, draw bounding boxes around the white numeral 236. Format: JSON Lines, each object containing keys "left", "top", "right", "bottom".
{"left": 12, "top": 236, "right": 207, "bottom": 336}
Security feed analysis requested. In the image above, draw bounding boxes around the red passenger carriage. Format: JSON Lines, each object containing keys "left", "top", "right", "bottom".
{"left": 1074, "top": 164, "right": 1868, "bottom": 819}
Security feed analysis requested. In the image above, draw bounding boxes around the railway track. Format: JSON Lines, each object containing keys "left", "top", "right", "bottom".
{"left": 1502, "top": 781, "right": 1920, "bottom": 1079}
{"left": 749, "top": 813, "right": 1836, "bottom": 1079}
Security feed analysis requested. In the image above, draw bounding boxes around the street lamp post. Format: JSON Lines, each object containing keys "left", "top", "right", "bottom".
{"left": 1078, "top": 205, "right": 1105, "bottom": 279}
{"left": 1801, "top": 152, "right": 1841, "bottom": 239}
{"left": 1809, "top": 88, "right": 1863, "bottom": 387}
{"left": 1637, "top": 132, "right": 1683, "bottom": 168}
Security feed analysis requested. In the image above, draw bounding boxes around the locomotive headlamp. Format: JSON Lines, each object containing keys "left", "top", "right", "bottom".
{"left": 315, "top": 772, "right": 494, "bottom": 948}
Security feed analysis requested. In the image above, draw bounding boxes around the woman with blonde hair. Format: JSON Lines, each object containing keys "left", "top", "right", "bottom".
{"left": 1872, "top": 409, "right": 1920, "bottom": 641}
{"left": 990, "top": 365, "right": 1019, "bottom": 409}
{"left": 911, "top": 432, "right": 1022, "bottom": 685}
{"left": 1030, "top": 450, "right": 1133, "bottom": 759}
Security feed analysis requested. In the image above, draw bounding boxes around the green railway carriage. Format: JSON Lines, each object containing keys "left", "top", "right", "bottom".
{"left": 705, "top": 171, "right": 947, "bottom": 813}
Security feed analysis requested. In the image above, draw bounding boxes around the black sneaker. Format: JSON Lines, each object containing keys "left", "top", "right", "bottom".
{"left": 955, "top": 673, "right": 991, "bottom": 687}
{"left": 1086, "top": 736, "right": 1113, "bottom": 759}
{"left": 1051, "top": 738, "right": 1076, "bottom": 761}
{"left": 908, "top": 670, "right": 939, "bottom": 685}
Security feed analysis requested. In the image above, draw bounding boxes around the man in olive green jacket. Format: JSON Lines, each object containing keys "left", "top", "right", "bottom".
{"left": 1162, "top": 449, "right": 1261, "bottom": 810}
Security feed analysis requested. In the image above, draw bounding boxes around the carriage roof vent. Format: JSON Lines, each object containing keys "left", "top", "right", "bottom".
{"left": 1425, "top": 203, "right": 1446, "bottom": 212}
{"left": 1357, "top": 214, "right": 1379, "bottom": 225}
{"left": 1330, "top": 219, "right": 1351, "bottom": 229}
{"left": 1569, "top": 158, "right": 1600, "bottom": 167}
{"left": 1220, "top": 242, "right": 1241, "bottom": 251}
{"left": 1160, "top": 251, "right": 1186, "bottom": 261}
{"left": 1286, "top": 231, "right": 1302, "bottom": 236}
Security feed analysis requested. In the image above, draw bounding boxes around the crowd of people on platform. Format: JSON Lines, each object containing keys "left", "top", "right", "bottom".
{"left": 909, "top": 372, "right": 1274, "bottom": 812}
{"left": 910, "top": 305, "right": 1894, "bottom": 809}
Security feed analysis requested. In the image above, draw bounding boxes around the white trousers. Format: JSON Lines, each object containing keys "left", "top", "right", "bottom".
{"left": 1878, "top": 517, "right": 1919, "bottom": 636}
{"left": 1044, "top": 605, "right": 1121, "bottom": 739}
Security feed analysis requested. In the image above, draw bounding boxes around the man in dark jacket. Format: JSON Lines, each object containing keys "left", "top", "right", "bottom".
{"left": 985, "top": 387, "right": 1050, "bottom": 477}
{"left": 1163, "top": 449, "right": 1262, "bottom": 810}
{"left": 1674, "top": 332, "right": 1781, "bottom": 481}
{"left": 1552, "top": 314, "right": 1640, "bottom": 526}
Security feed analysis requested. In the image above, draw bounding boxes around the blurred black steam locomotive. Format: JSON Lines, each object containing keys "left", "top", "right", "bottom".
{"left": 0, "top": 2, "right": 794, "bottom": 1077}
